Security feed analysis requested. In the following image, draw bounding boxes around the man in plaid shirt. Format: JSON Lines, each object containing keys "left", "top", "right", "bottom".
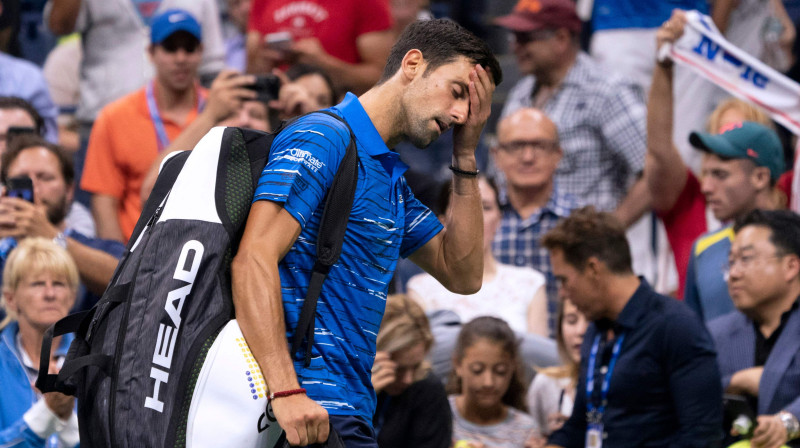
{"left": 491, "top": 108, "right": 582, "bottom": 334}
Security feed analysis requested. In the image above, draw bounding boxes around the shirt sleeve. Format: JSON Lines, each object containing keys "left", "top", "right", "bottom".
{"left": 81, "top": 108, "right": 125, "bottom": 198}
{"left": 253, "top": 113, "right": 350, "bottom": 230}
{"left": 599, "top": 80, "right": 646, "bottom": 180}
{"left": 0, "top": 415, "right": 46, "bottom": 447}
{"left": 663, "top": 311, "right": 723, "bottom": 448}
{"left": 684, "top": 246, "right": 704, "bottom": 321}
{"left": 247, "top": 0, "right": 267, "bottom": 33}
{"left": 355, "top": 0, "right": 393, "bottom": 37}
{"left": 398, "top": 178, "right": 443, "bottom": 259}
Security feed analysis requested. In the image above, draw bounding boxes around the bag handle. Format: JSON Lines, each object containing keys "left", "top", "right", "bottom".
{"left": 290, "top": 111, "right": 359, "bottom": 367}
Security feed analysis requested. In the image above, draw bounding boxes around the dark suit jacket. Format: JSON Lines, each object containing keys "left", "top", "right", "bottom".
{"left": 708, "top": 305, "right": 800, "bottom": 418}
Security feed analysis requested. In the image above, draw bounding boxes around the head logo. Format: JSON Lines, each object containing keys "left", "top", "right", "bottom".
{"left": 515, "top": 0, "right": 542, "bottom": 13}
{"left": 747, "top": 148, "right": 759, "bottom": 159}
{"left": 718, "top": 121, "right": 744, "bottom": 134}
{"left": 168, "top": 13, "right": 185, "bottom": 23}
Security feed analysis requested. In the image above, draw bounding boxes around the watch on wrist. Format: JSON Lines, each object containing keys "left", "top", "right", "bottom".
{"left": 779, "top": 411, "right": 800, "bottom": 440}
{"left": 53, "top": 232, "right": 68, "bottom": 249}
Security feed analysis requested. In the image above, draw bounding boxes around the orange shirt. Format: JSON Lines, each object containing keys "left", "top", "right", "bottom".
{"left": 81, "top": 84, "right": 205, "bottom": 242}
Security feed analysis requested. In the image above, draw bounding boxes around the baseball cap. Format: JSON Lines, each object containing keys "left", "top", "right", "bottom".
{"left": 689, "top": 121, "right": 786, "bottom": 181}
{"left": 150, "top": 9, "right": 202, "bottom": 45}
{"left": 493, "top": 0, "right": 581, "bottom": 33}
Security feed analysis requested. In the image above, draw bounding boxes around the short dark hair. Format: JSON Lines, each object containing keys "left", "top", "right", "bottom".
{"left": 285, "top": 63, "right": 337, "bottom": 105}
{"left": 0, "top": 96, "right": 45, "bottom": 136}
{"left": 1, "top": 134, "right": 74, "bottom": 186}
{"left": 542, "top": 206, "right": 633, "bottom": 274}
{"left": 379, "top": 19, "right": 503, "bottom": 86}
{"left": 734, "top": 209, "right": 800, "bottom": 258}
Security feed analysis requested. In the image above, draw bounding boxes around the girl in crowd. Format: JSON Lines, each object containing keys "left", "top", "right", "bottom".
{"left": 446, "top": 316, "right": 536, "bottom": 448}
{"left": 408, "top": 176, "right": 549, "bottom": 336}
{"left": 526, "top": 299, "right": 588, "bottom": 447}
{"left": 371, "top": 294, "right": 451, "bottom": 448}
{"left": 0, "top": 238, "right": 80, "bottom": 447}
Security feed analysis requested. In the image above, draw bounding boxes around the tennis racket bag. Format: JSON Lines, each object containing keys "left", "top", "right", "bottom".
{"left": 36, "top": 112, "right": 358, "bottom": 447}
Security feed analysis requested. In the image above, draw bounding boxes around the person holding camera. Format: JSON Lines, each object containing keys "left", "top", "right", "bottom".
{"left": 138, "top": 63, "right": 336, "bottom": 203}
{"left": 0, "top": 134, "right": 124, "bottom": 319}
{"left": 80, "top": 10, "right": 219, "bottom": 244}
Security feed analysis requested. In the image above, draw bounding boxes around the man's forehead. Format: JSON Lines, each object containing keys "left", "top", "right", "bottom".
{"left": 0, "top": 108, "right": 36, "bottom": 128}
{"left": 733, "top": 226, "right": 772, "bottom": 250}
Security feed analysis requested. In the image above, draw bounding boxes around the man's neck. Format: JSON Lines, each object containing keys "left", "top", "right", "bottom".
{"left": 535, "top": 48, "right": 578, "bottom": 88}
{"left": 154, "top": 78, "right": 196, "bottom": 113}
{"left": 602, "top": 274, "right": 641, "bottom": 321}
{"left": 754, "top": 285, "right": 800, "bottom": 338}
{"left": 506, "top": 182, "right": 553, "bottom": 220}
{"left": 359, "top": 86, "right": 399, "bottom": 147}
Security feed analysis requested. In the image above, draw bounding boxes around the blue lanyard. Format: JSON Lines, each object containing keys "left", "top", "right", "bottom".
{"left": 145, "top": 81, "right": 205, "bottom": 152}
{"left": 585, "top": 332, "right": 625, "bottom": 423}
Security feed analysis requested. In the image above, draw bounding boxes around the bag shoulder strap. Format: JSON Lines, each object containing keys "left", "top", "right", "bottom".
{"left": 289, "top": 110, "right": 359, "bottom": 366}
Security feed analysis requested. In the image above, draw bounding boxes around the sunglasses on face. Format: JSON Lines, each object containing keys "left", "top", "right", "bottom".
{"left": 512, "top": 29, "right": 556, "bottom": 45}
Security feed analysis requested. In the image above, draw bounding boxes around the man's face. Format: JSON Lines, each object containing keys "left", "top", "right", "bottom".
{"left": 150, "top": 32, "right": 203, "bottom": 92}
{"left": 511, "top": 28, "right": 558, "bottom": 77}
{"left": 700, "top": 153, "right": 763, "bottom": 222}
{"left": 227, "top": 0, "right": 251, "bottom": 32}
{"left": 401, "top": 56, "right": 474, "bottom": 149}
{"left": 492, "top": 110, "right": 561, "bottom": 191}
{"left": 727, "top": 225, "right": 796, "bottom": 317}
{"left": 0, "top": 108, "right": 36, "bottom": 154}
{"left": 550, "top": 248, "right": 604, "bottom": 321}
{"left": 6, "top": 147, "right": 71, "bottom": 225}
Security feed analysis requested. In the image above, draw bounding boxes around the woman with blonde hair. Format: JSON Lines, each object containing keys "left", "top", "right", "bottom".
{"left": 0, "top": 238, "right": 80, "bottom": 447}
{"left": 371, "top": 294, "right": 451, "bottom": 448}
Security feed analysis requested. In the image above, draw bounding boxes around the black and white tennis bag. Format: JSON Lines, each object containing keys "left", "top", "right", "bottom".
{"left": 36, "top": 112, "right": 357, "bottom": 448}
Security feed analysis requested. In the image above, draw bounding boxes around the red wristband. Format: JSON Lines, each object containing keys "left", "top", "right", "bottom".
{"left": 268, "top": 388, "right": 307, "bottom": 401}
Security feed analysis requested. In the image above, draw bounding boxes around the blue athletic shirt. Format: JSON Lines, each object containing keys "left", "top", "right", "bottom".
{"left": 592, "top": 0, "right": 709, "bottom": 31}
{"left": 253, "top": 93, "right": 443, "bottom": 422}
{"left": 684, "top": 225, "right": 735, "bottom": 323}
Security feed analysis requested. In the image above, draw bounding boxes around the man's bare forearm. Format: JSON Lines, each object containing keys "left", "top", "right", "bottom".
{"left": 48, "top": 0, "right": 82, "bottom": 35}
{"left": 613, "top": 176, "right": 651, "bottom": 227}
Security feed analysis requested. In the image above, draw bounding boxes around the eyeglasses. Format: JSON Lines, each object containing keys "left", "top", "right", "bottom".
{"left": 721, "top": 252, "right": 785, "bottom": 282}
{"left": 511, "top": 29, "right": 556, "bottom": 45}
{"left": 496, "top": 139, "right": 559, "bottom": 155}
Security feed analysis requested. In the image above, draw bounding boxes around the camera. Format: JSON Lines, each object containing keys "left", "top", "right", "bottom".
{"left": 6, "top": 175, "right": 34, "bottom": 202}
{"left": 245, "top": 74, "right": 282, "bottom": 104}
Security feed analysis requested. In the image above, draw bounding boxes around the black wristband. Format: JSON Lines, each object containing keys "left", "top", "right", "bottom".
{"left": 449, "top": 165, "right": 479, "bottom": 177}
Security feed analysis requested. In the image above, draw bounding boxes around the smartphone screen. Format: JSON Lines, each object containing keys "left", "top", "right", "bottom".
{"left": 6, "top": 176, "right": 34, "bottom": 202}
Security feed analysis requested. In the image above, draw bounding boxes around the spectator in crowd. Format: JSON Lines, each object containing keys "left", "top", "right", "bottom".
{"left": 41, "top": 35, "right": 81, "bottom": 155}
{"left": 408, "top": 175, "right": 549, "bottom": 336}
{"left": 446, "top": 316, "right": 537, "bottom": 448}
{"left": 0, "top": 238, "right": 79, "bottom": 447}
{"left": 0, "top": 135, "right": 124, "bottom": 314}
{"left": 245, "top": 0, "right": 394, "bottom": 94}
{"left": 390, "top": 0, "right": 432, "bottom": 38}
{"left": 490, "top": 108, "right": 581, "bottom": 332}
{"left": 46, "top": 0, "right": 225, "bottom": 206}
{"left": 708, "top": 209, "right": 800, "bottom": 448}
{"left": 371, "top": 294, "right": 451, "bottom": 448}
{"left": 542, "top": 207, "right": 722, "bottom": 447}
{"left": 0, "top": 28, "right": 57, "bottom": 143}
{"left": 223, "top": 0, "right": 250, "bottom": 71}
{"left": 0, "top": 96, "right": 96, "bottom": 238}
{"left": 81, "top": 10, "right": 217, "bottom": 243}
{"left": 0, "top": 96, "right": 44, "bottom": 154}
{"left": 494, "top": 0, "right": 654, "bottom": 288}
{"left": 648, "top": 10, "right": 786, "bottom": 321}
{"left": 139, "top": 63, "right": 335, "bottom": 203}
{"left": 526, "top": 298, "right": 587, "bottom": 448}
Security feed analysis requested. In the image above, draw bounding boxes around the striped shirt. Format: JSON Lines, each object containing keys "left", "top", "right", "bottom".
{"left": 253, "top": 93, "right": 443, "bottom": 422}
{"left": 492, "top": 187, "right": 582, "bottom": 334}
{"left": 501, "top": 53, "right": 647, "bottom": 212}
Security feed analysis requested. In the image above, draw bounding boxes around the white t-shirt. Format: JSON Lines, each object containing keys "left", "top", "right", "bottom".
{"left": 407, "top": 263, "right": 546, "bottom": 333}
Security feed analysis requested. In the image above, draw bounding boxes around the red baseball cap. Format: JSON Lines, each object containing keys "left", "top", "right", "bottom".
{"left": 493, "top": 0, "right": 581, "bottom": 33}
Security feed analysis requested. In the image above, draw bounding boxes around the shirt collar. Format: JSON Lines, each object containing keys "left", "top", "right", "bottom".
{"left": 331, "top": 92, "right": 408, "bottom": 182}
{"left": 561, "top": 52, "right": 591, "bottom": 87}
{"left": 499, "top": 185, "right": 573, "bottom": 218}
{"left": 613, "top": 277, "right": 652, "bottom": 331}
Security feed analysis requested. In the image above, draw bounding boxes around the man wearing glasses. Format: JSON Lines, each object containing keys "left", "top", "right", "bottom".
{"left": 493, "top": 0, "right": 654, "bottom": 293}
{"left": 491, "top": 107, "right": 581, "bottom": 333}
{"left": 709, "top": 209, "right": 800, "bottom": 448}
